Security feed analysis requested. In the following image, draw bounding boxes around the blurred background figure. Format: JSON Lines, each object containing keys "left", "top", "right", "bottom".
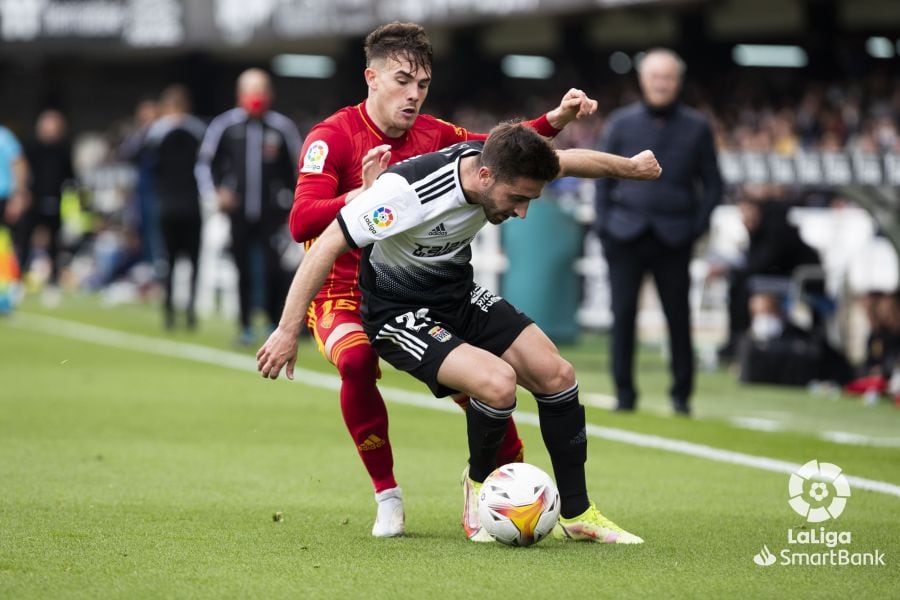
{"left": 0, "top": 124, "right": 29, "bottom": 228}
{"left": 714, "top": 186, "right": 822, "bottom": 362}
{"left": 736, "top": 286, "right": 853, "bottom": 387}
{"left": 844, "top": 292, "right": 900, "bottom": 398}
{"left": 145, "top": 85, "right": 206, "bottom": 330}
{"left": 0, "top": 123, "right": 29, "bottom": 315}
{"left": 594, "top": 48, "right": 723, "bottom": 416}
{"left": 196, "top": 68, "right": 302, "bottom": 345}
{"left": 119, "top": 97, "right": 163, "bottom": 275}
{"left": 863, "top": 293, "right": 900, "bottom": 380}
{"left": 16, "top": 109, "right": 75, "bottom": 306}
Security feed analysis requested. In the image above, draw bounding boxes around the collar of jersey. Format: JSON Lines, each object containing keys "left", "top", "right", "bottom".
{"left": 454, "top": 148, "right": 485, "bottom": 209}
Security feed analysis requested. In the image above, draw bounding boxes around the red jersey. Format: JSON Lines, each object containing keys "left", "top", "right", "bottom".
{"left": 290, "top": 100, "right": 558, "bottom": 303}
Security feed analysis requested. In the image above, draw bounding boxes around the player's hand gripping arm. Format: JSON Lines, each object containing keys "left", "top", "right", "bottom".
{"left": 257, "top": 221, "right": 351, "bottom": 380}
{"left": 557, "top": 148, "right": 662, "bottom": 180}
{"left": 345, "top": 144, "right": 392, "bottom": 203}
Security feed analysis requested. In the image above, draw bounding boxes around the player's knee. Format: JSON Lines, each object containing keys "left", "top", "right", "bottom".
{"left": 476, "top": 364, "right": 518, "bottom": 409}
{"left": 335, "top": 343, "right": 379, "bottom": 382}
{"left": 535, "top": 358, "right": 576, "bottom": 396}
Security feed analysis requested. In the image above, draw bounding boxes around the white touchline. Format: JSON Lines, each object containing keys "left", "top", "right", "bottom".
{"left": 9, "top": 312, "right": 900, "bottom": 499}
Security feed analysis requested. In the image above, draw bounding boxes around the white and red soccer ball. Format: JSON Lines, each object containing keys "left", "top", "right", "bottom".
{"left": 478, "top": 462, "right": 561, "bottom": 546}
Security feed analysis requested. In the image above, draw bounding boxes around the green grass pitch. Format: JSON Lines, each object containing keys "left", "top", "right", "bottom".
{"left": 1, "top": 296, "right": 898, "bottom": 598}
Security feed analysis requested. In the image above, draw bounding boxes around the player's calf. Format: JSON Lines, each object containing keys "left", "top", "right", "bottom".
{"left": 451, "top": 393, "right": 525, "bottom": 466}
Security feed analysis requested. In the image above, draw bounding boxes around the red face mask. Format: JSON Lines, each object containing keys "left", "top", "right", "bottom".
{"left": 240, "top": 93, "right": 270, "bottom": 118}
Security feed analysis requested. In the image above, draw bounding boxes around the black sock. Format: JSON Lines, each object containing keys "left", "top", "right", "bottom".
{"left": 535, "top": 383, "right": 588, "bottom": 518}
{"left": 466, "top": 397, "right": 515, "bottom": 482}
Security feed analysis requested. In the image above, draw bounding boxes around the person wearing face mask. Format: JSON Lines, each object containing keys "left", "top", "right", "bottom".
{"left": 594, "top": 48, "right": 723, "bottom": 417}
{"left": 738, "top": 283, "right": 853, "bottom": 388}
{"left": 717, "top": 189, "right": 822, "bottom": 361}
{"left": 196, "top": 69, "right": 303, "bottom": 345}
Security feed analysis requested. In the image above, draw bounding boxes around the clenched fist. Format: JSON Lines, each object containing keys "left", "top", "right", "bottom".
{"left": 629, "top": 150, "right": 662, "bottom": 180}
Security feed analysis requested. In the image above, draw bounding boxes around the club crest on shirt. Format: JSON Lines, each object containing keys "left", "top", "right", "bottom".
{"left": 301, "top": 140, "right": 329, "bottom": 173}
{"left": 428, "top": 325, "right": 452, "bottom": 342}
{"left": 360, "top": 205, "right": 396, "bottom": 235}
{"left": 263, "top": 130, "right": 282, "bottom": 161}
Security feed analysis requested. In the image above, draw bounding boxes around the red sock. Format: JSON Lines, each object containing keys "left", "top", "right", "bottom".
{"left": 451, "top": 394, "right": 524, "bottom": 466}
{"left": 334, "top": 335, "right": 397, "bottom": 493}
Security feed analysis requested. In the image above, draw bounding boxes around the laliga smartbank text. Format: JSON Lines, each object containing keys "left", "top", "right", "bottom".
{"left": 779, "top": 527, "right": 884, "bottom": 566}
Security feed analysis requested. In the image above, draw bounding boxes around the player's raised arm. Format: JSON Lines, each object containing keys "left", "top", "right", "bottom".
{"left": 256, "top": 221, "right": 351, "bottom": 380}
{"left": 545, "top": 88, "right": 599, "bottom": 130}
{"left": 556, "top": 148, "right": 661, "bottom": 180}
{"left": 451, "top": 89, "right": 599, "bottom": 146}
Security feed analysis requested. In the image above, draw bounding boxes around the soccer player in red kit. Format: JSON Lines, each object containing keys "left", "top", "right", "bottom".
{"left": 262, "top": 22, "right": 597, "bottom": 538}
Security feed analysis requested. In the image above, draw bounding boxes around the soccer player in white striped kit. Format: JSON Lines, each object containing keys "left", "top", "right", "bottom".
{"left": 258, "top": 122, "right": 660, "bottom": 543}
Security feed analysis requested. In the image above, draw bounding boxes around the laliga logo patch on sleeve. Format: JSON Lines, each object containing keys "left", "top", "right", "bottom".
{"left": 300, "top": 140, "right": 329, "bottom": 173}
{"left": 359, "top": 205, "right": 396, "bottom": 236}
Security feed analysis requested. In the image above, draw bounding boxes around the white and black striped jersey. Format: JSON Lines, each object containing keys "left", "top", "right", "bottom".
{"left": 336, "top": 141, "right": 487, "bottom": 309}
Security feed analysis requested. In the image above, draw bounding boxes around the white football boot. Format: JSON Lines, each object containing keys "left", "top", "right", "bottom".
{"left": 372, "top": 486, "right": 405, "bottom": 538}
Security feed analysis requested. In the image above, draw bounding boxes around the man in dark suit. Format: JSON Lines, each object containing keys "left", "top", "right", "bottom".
{"left": 595, "top": 48, "right": 723, "bottom": 415}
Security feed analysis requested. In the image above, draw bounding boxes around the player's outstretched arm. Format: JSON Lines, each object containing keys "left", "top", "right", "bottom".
{"left": 556, "top": 148, "right": 661, "bottom": 180}
{"left": 257, "top": 221, "right": 351, "bottom": 380}
{"left": 545, "top": 88, "right": 599, "bottom": 130}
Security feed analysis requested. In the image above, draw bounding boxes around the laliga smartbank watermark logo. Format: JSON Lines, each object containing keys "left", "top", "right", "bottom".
{"left": 788, "top": 459, "right": 850, "bottom": 522}
{"left": 752, "top": 460, "right": 885, "bottom": 568}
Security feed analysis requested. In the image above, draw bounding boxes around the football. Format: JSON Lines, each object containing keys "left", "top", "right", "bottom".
{"left": 478, "top": 462, "right": 561, "bottom": 546}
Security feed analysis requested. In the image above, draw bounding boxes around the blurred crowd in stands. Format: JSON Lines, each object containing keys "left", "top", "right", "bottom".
{"left": 446, "top": 69, "right": 900, "bottom": 156}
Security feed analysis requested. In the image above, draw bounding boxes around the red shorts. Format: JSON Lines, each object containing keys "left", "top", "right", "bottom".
{"left": 306, "top": 297, "right": 373, "bottom": 366}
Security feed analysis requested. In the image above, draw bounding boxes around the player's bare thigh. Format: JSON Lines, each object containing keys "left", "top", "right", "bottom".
{"left": 437, "top": 343, "right": 517, "bottom": 409}
{"left": 500, "top": 324, "right": 575, "bottom": 395}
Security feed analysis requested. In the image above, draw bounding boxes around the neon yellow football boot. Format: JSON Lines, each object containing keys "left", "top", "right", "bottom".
{"left": 554, "top": 503, "right": 644, "bottom": 544}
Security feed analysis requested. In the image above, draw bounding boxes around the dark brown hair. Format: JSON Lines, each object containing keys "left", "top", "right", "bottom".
{"left": 364, "top": 22, "right": 433, "bottom": 74}
{"left": 480, "top": 121, "right": 560, "bottom": 184}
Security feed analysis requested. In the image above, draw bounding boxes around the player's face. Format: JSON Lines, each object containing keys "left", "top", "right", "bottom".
{"left": 639, "top": 53, "right": 681, "bottom": 109}
{"left": 480, "top": 176, "right": 546, "bottom": 224}
{"left": 365, "top": 55, "right": 431, "bottom": 138}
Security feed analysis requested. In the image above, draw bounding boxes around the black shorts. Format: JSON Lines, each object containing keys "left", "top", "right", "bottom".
{"left": 364, "top": 285, "right": 533, "bottom": 397}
